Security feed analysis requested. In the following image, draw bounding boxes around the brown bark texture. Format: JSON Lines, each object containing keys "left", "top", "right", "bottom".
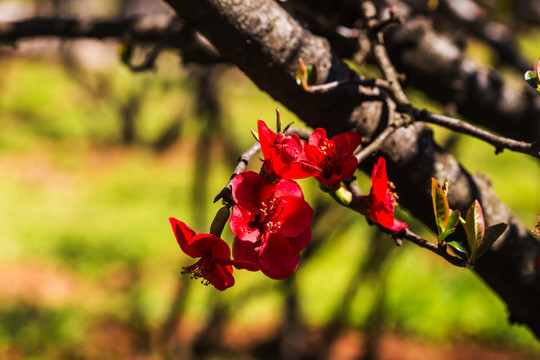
{"left": 162, "top": 0, "right": 540, "bottom": 337}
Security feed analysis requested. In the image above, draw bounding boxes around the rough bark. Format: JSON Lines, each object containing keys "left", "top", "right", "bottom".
{"left": 282, "top": 0, "right": 540, "bottom": 142}
{"left": 3, "top": 5, "right": 539, "bottom": 141}
{"left": 163, "top": 0, "right": 540, "bottom": 338}
{"left": 385, "top": 17, "right": 540, "bottom": 142}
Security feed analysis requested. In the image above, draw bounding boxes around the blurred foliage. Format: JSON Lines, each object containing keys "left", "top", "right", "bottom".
{"left": 0, "top": 15, "right": 539, "bottom": 360}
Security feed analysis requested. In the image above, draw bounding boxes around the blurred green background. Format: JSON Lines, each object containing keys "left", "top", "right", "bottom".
{"left": 1, "top": 2, "right": 540, "bottom": 359}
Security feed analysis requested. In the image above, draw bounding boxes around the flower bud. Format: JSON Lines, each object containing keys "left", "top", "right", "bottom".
{"left": 210, "top": 206, "right": 231, "bottom": 237}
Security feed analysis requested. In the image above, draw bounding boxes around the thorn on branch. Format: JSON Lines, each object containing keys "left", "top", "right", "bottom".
{"left": 214, "top": 141, "right": 261, "bottom": 204}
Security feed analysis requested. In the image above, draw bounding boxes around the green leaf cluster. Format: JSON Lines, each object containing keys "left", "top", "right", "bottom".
{"left": 461, "top": 200, "right": 507, "bottom": 266}
{"left": 431, "top": 178, "right": 507, "bottom": 267}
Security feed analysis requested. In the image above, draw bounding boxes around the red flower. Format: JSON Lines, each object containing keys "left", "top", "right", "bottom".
{"left": 229, "top": 171, "right": 313, "bottom": 279}
{"left": 305, "top": 128, "right": 362, "bottom": 190}
{"left": 169, "top": 217, "right": 235, "bottom": 291}
{"left": 356, "top": 157, "right": 407, "bottom": 232}
{"left": 258, "top": 120, "right": 321, "bottom": 182}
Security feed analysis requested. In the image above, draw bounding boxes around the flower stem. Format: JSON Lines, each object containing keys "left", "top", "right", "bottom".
{"left": 327, "top": 186, "right": 353, "bottom": 206}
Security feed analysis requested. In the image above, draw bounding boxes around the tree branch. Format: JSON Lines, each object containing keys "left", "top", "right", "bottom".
{"left": 285, "top": 0, "right": 540, "bottom": 142}
{"left": 163, "top": 0, "right": 540, "bottom": 338}
{"left": 384, "top": 15, "right": 540, "bottom": 142}
{"left": 398, "top": 229, "right": 466, "bottom": 268}
{"left": 213, "top": 141, "right": 261, "bottom": 204}
{"left": 410, "top": 108, "right": 540, "bottom": 158}
{"left": 0, "top": 16, "right": 222, "bottom": 65}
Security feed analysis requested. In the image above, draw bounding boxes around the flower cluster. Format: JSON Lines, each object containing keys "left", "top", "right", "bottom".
{"left": 170, "top": 118, "right": 407, "bottom": 290}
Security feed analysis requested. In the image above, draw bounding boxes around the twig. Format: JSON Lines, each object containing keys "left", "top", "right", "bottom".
{"left": 398, "top": 229, "right": 466, "bottom": 267}
{"left": 0, "top": 17, "right": 138, "bottom": 42}
{"left": 128, "top": 18, "right": 179, "bottom": 72}
{"left": 0, "top": 16, "right": 223, "bottom": 65}
{"left": 213, "top": 141, "right": 261, "bottom": 203}
{"left": 307, "top": 78, "right": 391, "bottom": 93}
{"left": 354, "top": 125, "right": 397, "bottom": 164}
{"left": 360, "top": 1, "right": 409, "bottom": 106}
{"left": 352, "top": 211, "right": 466, "bottom": 266}
{"left": 342, "top": 179, "right": 466, "bottom": 267}
{"left": 408, "top": 107, "right": 540, "bottom": 159}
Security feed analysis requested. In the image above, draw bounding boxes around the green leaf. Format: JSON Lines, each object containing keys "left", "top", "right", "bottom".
{"left": 525, "top": 70, "right": 538, "bottom": 89}
{"left": 475, "top": 222, "right": 507, "bottom": 260}
{"left": 464, "top": 200, "right": 485, "bottom": 262}
{"left": 438, "top": 228, "right": 455, "bottom": 241}
{"left": 447, "top": 240, "right": 468, "bottom": 257}
{"left": 446, "top": 209, "right": 461, "bottom": 230}
{"left": 438, "top": 210, "right": 460, "bottom": 241}
{"left": 306, "top": 65, "right": 317, "bottom": 85}
{"left": 431, "top": 178, "right": 450, "bottom": 235}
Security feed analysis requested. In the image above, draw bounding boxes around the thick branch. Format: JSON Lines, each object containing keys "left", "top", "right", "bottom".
{"left": 164, "top": 0, "right": 540, "bottom": 338}
{"left": 385, "top": 16, "right": 540, "bottom": 142}
{"left": 285, "top": 0, "right": 540, "bottom": 142}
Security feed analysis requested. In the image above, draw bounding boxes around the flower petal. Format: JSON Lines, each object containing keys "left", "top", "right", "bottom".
{"left": 258, "top": 120, "right": 276, "bottom": 160}
{"left": 258, "top": 234, "right": 299, "bottom": 279}
{"left": 331, "top": 131, "right": 362, "bottom": 157}
{"left": 275, "top": 161, "right": 322, "bottom": 180}
{"left": 390, "top": 218, "right": 408, "bottom": 232}
{"left": 274, "top": 178, "right": 304, "bottom": 199}
{"left": 308, "top": 128, "right": 327, "bottom": 147}
{"left": 210, "top": 261, "right": 235, "bottom": 291}
{"left": 169, "top": 217, "right": 197, "bottom": 257}
{"left": 339, "top": 154, "right": 359, "bottom": 180}
{"left": 191, "top": 234, "right": 232, "bottom": 258}
{"left": 367, "top": 207, "right": 394, "bottom": 230}
{"left": 232, "top": 171, "right": 274, "bottom": 214}
{"left": 232, "top": 237, "right": 261, "bottom": 271}
{"left": 277, "top": 197, "right": 314, "bottom": 238}
{"left": 370, "top": 157, "right": 388, "bottom": 199}
{"left": 229, "top": 206, "right": 261, "bottom": 242}
{"left": 289, "top": 227, "right": 312, "bottom": 252}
